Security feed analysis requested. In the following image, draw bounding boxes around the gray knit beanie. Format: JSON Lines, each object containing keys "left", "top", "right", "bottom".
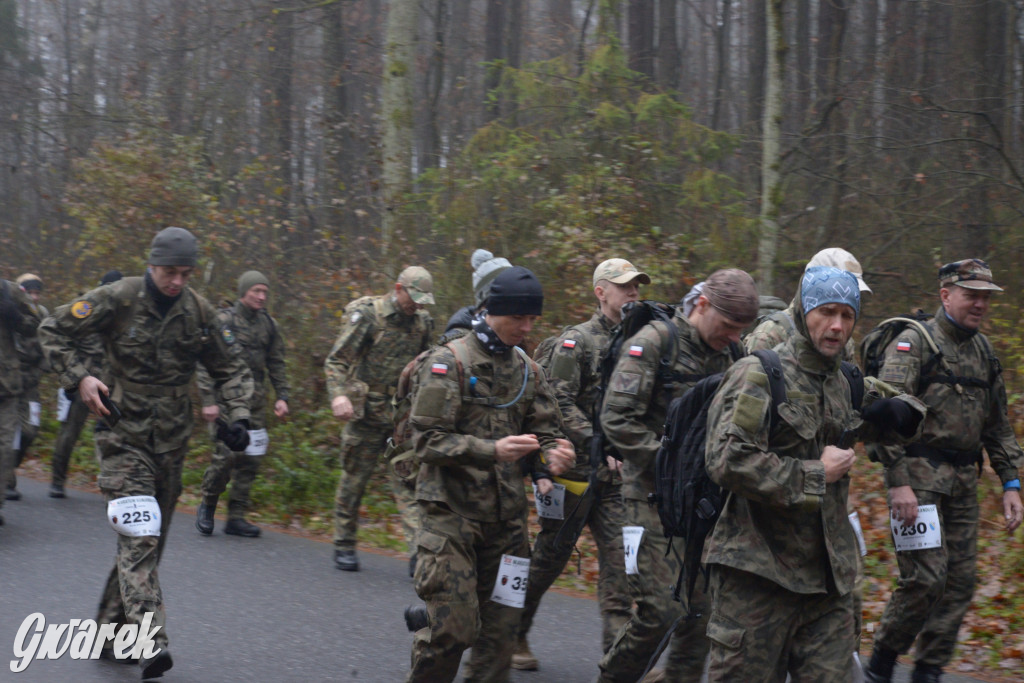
{"left": 471, "top": 249, "right": 512, "bottom": 308}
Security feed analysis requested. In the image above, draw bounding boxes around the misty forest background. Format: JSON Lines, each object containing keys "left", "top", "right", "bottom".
{"left": 1, "top": 0, "right": 1023, "bottom": 673}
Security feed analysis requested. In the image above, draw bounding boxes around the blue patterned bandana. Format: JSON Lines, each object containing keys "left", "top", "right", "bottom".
{"left": 801, "top": 266, "right": 860, "bottom": 319}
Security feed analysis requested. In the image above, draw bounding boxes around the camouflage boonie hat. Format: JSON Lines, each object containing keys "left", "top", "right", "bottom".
{"left": 592, "top": 258, "right": 652, "bottom": 288}
{"left": 398, "top": 266, "right": 435, "bottom": 305}
{"left": 938, "top": 259, "right": 1003, "bottom": 291}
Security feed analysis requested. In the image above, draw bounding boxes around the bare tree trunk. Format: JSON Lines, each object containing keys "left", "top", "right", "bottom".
{"left": 484, "top": 0, "right": 505, "bottom": 122}
{"left": 657, "top": 0, "right": 679, "bottom": 90}
{"left": 628, "top": 0, "right": 654, "bottom": 79}
{"left": 711, "top": 0, "right": 732, "bottom": 129}
{"left": 381, "top": 0, "right": 418, "bottom": 253}
{"left": 759, "top": 0, "right": 785, "bottom": 293}
{"left": 747, "top": 0, "right": 766, "bottom": 129}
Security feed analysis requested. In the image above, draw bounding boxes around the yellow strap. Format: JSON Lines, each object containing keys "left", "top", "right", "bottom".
{"left": 553, "top": 476, "right": 589, "bottom": 497}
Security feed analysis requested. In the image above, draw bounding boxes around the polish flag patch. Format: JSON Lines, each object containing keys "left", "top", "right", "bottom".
{"left": 896, "top": 341, "right": 912, "bottom": 353}
{"left": 561, "top": 339, "right": 577, "bottom": 349}
{"left": 628, "top": 345, "right": 644, "bottom": 357}
{"left": 431, "top": 363, "right": 449, "bottom": 375}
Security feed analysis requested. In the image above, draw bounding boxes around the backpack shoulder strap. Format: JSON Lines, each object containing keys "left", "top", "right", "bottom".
{"left": 840, "top": 361, "right": 864, "bottom": 411}
{"left": 750, "top": 349, "right": 787, "bottom": 432}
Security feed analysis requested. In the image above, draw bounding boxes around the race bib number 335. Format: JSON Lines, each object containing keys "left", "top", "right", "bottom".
{"left": 490, "top": 554, "right": 530, "bottom": 608}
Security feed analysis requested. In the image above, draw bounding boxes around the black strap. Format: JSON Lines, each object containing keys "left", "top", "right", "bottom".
{"left": 919, "top": 374, "right": 991, "bottom": 391}
{"left": 751, "top": 349, "right": 787, "bottom": 431}
{"left": 840, "top": 361, "right": 864, "bottom": 411}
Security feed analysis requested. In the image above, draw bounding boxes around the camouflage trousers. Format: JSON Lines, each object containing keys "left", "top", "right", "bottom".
{"left": 333, "top": 419, "right": 418, "bottom": 551}
{"left": 706, "top": 564, "right": 856, "bottom": 683}
{"left": 94, "top": 428, "right": 185, "bottom": 652}
{"left": 872, "top": 485, "right": 979, "bottom": 668}
{"left": 0, "top": 396, "right": 18, "bottom": 511}
{"left": 518, "top": 483, "right": 631, "bottom": 651}
{"left": 408, "top": 500, "right": 530, "bottom": 683}
{"left": 52, "top": 392, "right": 92, "bottom": 487}
{"left": 597, "top": 499, "right": 709, "bottom": 683}
{"left": 201, "top": 425, "right": 262, "bottom": 519}
{"left": 7, "top": 393, "right": 41, "bottom": 489}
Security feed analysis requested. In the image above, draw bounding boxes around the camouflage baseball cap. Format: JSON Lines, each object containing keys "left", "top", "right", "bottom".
{"left": 938, "top": 259, "right": 1003, "bottom": 291}
{"left": 806, "top": 247, "right": 871, "bottom": 293}
{"left": 398, "top": 266, "right": 435, "bottom": 305}
{"left": 592, "top": 258, "right": 652, "bottom": 288}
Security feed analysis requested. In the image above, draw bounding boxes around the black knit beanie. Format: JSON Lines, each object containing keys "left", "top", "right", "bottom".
{"left": 485, "top": 266, "right": 543, "bottom": 316}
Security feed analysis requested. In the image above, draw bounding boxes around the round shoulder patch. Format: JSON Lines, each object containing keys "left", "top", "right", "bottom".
{"left": 222, "top": 327, "right": 236, "bottom": 344}
{"left": 71, "top": 300, "right": 92, "bottom": 319}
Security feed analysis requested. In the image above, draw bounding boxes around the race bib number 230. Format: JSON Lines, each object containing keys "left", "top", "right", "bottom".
{"left": 890, "top": 504, "right": 941, "bottom": 551}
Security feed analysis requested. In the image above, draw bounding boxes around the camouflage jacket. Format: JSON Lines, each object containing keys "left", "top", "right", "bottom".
{"left": 197, "top": 300, "right": 289, "bottom": 430}
{"left": 437, "top": 304, "right": 475, "bottom": 345}
{"left": 409, "top": 333, "right": 565, "bottom": 523}
{"left": 600, "top": 307, "right": 739, "bottom": 501}
{"left": 0, "top": 281, "right": 42, "bottom": 399}
{"left": 534, "top": 309, "right": 617, "bottom": 484}
{"left": 745, "top": 302, "right": 855, "bottom": 360}
{"left": 705, "top": 332, "right": 924, "bottom": 595}
{"left": 324, "top": 293, "right": 432, "bottom": 425}
{"left": 39, "top": 276, "right": 253, "bottom": 452}
{"left": 17, "top": 303, "right": 49, "bottom": 399}
{"left": 871, "top": 307, "right": 1022, "bottom": 491}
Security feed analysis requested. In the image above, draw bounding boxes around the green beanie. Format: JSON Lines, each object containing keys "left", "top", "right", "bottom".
{"left": 238, "top": 270, "right": 271, "bottom": 298}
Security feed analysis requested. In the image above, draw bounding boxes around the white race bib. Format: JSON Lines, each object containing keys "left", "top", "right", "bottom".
{"left": 531, "top": 482, "right": 566, "bottom": 520}
{"left": 57, "top": 390, "right": 71, "bottom": 423}
{"left": 245, "top": 428, "right": 269, "bottom": 456}
{"left": 890, "top": 504, "right": 941, "bottom": 551}
{"left": 849, "top": 511, "right": 867, "bottom": 557}
{"left": 28, "top": 401, "right": 41, "bottom": 427}
{"left": 623, "top": 526, "right": 644, "bottom": 575}
{"left": 11, "top": 424, "right": 21, "bottom": 449}
{"left": 490, "top": 554, "right": 530, "bottom": 608}
{"left": 107, "top": 496, "right": 162, "bottom": 537}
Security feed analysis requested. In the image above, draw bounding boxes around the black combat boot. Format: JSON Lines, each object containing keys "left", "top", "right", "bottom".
{"left": 404, "top": 605, "right": 429, "bottom": 632}
{"left": 334, "top": 547, "right": 359, "bottom": 571}
{"left": 49, "top": 483, "right": 66, "bottom": 498}
{"left": 224, "top": 518, "right": 261, "bottom": 537}
{"left": 195, "top": 499, "right": 216, "bottom": 535}
{"left": 140, "top": 649, "right": 173, "bottom": 680}
{"left": 911, "top": 663, "right": 942, "bottom": 683}
{"left": 863, "top": 644, "right": 899, "bottom": 683}
{"left": 5, "top": 487, "right": 21, "bottom": 501}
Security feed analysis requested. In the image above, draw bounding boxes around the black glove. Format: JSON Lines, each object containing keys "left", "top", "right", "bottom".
{"left": 216, "top": 419, "right": 251, "bottom": 452}
{"left": 861, "top": 398, "right": 919, "bottom": 438}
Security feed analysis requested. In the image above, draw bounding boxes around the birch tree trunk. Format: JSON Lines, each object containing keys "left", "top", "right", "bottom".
{"left": 758, "top": 0, "right": 785, "bottom": 292}
{"left": 381, "top": 0, "right": 418, "bottom": 253}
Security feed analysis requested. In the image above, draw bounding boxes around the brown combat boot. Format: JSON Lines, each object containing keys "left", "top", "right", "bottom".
{"left": 511, "top": 637, "right": 538, "bottom": 670}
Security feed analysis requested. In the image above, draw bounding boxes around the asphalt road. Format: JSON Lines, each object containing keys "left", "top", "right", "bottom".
{"left": 0, "top": 479, "right": 995, "bottom": 682}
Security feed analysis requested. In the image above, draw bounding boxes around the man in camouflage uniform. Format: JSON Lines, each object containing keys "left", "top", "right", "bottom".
{"left": 744, "top": 247, "right": 873, "bottom": 656}
{"left": 513, "top": 258, "right": 648, "bottom": 670}
{"left": 745, "top": 247, "right": 871, "bottom": 359}
{"left": 49, "top": 269, "right": 123, "bottom": 499}
{"left": 0, "top": 277, "right": 42, "bottom": 526}
{"left": 195, "top": 270, "right": 290, "bottom": 538}
{"left": 864, "top": 259, "right": 1024, "bottom": 683}
{"left": 325, "top": 266, "right": 435, "bottom": 572}
{"left": 596, "top": 269, "right": 759, "bottom": 683}
{"left": 405, "top": 266, "right": 574, "bottom": 682}
{"left": 704, "top": 266, "right": 924, "bottom": 682}
{"left": 5, "top": 274, "right": 49, "bottom": 500}
{"left": 39, "top": 227, "right": 253, "bottom": 678}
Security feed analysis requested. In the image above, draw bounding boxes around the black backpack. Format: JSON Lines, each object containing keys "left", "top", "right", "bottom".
{"left": 653, "top": 349, "right": 864, "bottom": 615}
